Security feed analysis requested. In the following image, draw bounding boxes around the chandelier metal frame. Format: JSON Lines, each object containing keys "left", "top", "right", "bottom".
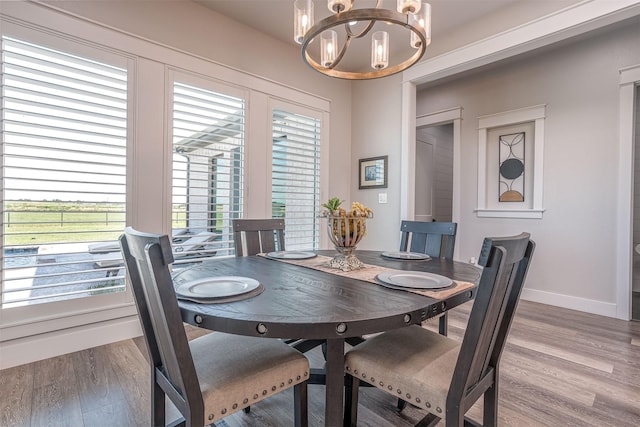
{"left": 300, "top": 7, "right": 427, "bottom": 80}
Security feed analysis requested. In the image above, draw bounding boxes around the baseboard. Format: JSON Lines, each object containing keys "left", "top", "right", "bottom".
{"left": 0, "top": 315, "right": 142, "bottom": 370}
{"left": 521, "top": 288, "right": 618, "bottom": 319}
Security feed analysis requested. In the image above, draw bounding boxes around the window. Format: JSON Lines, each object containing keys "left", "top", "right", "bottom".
{"left": 272, "top": 109, "right": 321, "bottom": 250}
{"left": 1, "top": 36, "right": 128, "bottom": 308}
{"left": 171, "top": 80, "right": 245, "bottom": 261}
{"left": 0, "top": 4, "right": 331, "bottom": 366}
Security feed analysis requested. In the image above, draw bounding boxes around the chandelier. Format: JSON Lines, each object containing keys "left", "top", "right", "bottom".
{"left": 294, "top": 0, "right": 431, "bottom": 80}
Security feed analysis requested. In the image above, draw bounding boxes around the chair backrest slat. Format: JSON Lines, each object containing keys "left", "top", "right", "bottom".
{"left": 399, "top": 220, "right": 457, "bottom": 259}
{"left": 447, "top": 233, "right": 534, "bottom": 406}
{"left": 120, "top": 228, "right": 204, "bottom": 419}
{"left": 233, "top": 219, "right": 285, "bottom": 256}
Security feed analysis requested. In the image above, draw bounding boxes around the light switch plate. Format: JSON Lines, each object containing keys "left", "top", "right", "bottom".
{"left": 378, "top": 192, "right": 388, "bottom": 204}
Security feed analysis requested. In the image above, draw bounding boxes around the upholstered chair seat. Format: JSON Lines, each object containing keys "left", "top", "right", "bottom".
{"left": 191, "top": 332, "right": 309, "bottom": 422}
{"left": 345, "top": 325, "right": 459, "bottom": 417}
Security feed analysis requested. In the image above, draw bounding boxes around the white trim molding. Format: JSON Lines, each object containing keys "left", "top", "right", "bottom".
{"left": 403, "top": 0, "right": 640, "bottom": 85}
{"left": 476, "top": 105, "right": 546, "bottom": 219}
{"left": 521, "top": 288, "right": 618, "bottom": 319}
{"left": 0, "top": 315, "right": 142, "bottom": 370}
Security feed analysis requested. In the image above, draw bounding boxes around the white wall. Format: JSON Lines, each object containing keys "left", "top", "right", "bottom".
{"left": 352, "top": 19, "right": 640, "bottom": 316}
{"left": 350, "top": 75, "right": 404, "bottom": 250}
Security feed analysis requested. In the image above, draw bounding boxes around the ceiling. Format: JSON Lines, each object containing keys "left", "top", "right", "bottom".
{"left": 196, "top": 0, "right": 523, "bottom": 47}
{"left": 196, "top": 0, "right": 524, "bottom": 73}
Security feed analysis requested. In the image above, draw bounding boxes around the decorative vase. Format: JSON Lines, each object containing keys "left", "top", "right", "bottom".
{"left": 324, "top": 214, "right": 370, "bottom": 272}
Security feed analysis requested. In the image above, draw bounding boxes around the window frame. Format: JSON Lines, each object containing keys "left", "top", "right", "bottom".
{"left": 0, "top": 20, "right": 137, "bottom": 336}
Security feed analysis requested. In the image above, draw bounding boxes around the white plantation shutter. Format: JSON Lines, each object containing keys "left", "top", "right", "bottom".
{"left": 272, "top": 109, "right": 321, "bottom": 250}
{"left": 1, "top": 36, "right": 128, "bottom": 308}
{"left": 171, "top": 81, "right": 245, "bottom": 261}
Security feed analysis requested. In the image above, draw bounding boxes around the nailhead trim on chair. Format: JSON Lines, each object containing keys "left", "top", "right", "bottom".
{"left": 204, "top": 369, "right": 309, "bottom": 420}
{"left": 348, "top": 365, "right": 449, "bottom": 419}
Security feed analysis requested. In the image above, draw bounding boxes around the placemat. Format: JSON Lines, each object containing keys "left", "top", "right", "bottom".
{"left": 259, "top": 253, "right": 474, "bottom": 300}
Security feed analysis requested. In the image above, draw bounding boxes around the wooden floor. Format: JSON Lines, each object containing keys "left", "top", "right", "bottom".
{"left": 2, "top": 300, "right": 640, "bottom": 426}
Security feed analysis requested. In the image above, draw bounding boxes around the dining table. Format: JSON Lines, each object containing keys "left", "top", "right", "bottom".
{"left": 173, "top": 250, "right": 481, "bottom": 426}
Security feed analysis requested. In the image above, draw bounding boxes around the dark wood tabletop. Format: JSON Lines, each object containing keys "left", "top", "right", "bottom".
{"left": 173, "top": 250, "right": 480, "bottom": 426}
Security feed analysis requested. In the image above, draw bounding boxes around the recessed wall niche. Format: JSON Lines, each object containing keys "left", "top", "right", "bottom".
{"left": 476, "top": 105, "right": 546, "bottom": 219}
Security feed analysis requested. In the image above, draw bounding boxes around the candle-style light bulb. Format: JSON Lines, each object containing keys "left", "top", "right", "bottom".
{"left": 371, "top": 31, "right": 389, "bottom": 69}
{"left": 294, "top": 0, "right": 314, "bottom": 44}
{"left": 321, "top": 30, "right": 338, "bottom": 68}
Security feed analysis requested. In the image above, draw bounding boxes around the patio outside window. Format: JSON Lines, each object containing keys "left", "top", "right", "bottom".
{"left": 171, "top": 80, "right": 244, "bottom": 261}
{"left": 1, "top": 35, "right": 128, "bottom": 308}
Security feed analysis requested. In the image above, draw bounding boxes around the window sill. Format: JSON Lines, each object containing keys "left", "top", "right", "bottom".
{"left": 475, "top": 209, "right": 545, "bottom": 219}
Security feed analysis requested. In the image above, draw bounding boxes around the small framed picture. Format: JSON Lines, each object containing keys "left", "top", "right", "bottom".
{"left": 359, "top": 155, "right": 388, "bottom": 189}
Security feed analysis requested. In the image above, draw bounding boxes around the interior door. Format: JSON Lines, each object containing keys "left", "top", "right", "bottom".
{"left": 415, "top": 138, "right": 434, "bottom": 222}
{"left": 415, "top": 123, "right": 454, "bottom": 222}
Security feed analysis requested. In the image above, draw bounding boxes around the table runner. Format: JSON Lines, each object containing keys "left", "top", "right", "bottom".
{"left": 259, "top": 253, "right": 474, "bottom": 300}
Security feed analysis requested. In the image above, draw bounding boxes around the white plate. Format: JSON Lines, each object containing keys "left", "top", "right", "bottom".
{"left": 376, "top": 271, "right": 453, "bottom": 289}
{"left": 381, "top": 251, "right": 431, "bottom": 260}
{"left": 175, "top": 276, "right": 260, "bottom": 300}
{"left": 266, "top": 251, "right": 317, "bottom": 260}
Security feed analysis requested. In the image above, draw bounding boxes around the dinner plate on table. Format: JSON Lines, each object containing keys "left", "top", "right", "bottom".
{"left": 381, "top": 251, "right": 431, "bottom": 260}
{"left": 266, "top": 250, "right": 317, "bottom": 260}
{"left": 175, "top": 276, "right": 261, "bottom": 303}
{"left": 376, "top": 271, "right": 453, "bottom": 289}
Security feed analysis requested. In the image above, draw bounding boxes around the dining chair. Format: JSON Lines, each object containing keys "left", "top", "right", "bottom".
{"left": 399, "top": 220, "right": 457, "bottom": 260}
{"left": 400, "top": 220, "right": 458, "bottom": 337}
{"left": 232, "top": 218, "right": 285, "bottom": 256}
{"left": 344, "top": 232, "right": 535, "bottom": 427}
{"left": 120, "top": 227, "right": 309, "bottom": 427}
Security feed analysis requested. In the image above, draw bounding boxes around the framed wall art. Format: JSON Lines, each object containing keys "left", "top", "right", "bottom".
{"left": 359, "top": 155, "right": 388, "bottom": 189}
{"left": 476, "top": 105, "right": 546, "bottom": 219}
